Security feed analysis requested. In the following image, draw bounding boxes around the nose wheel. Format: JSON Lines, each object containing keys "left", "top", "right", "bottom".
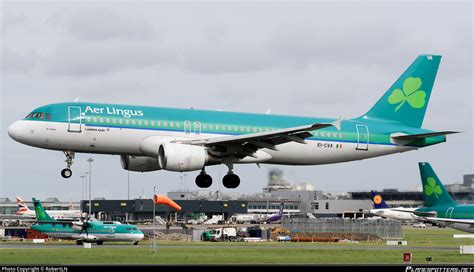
{"left": 195, "top": 170, "right": 212, "bottom": 188}
{"left": 61, "top": 168, "right": 73, "bottom": 178}
{"left": 61, "top": 151, "right": 75, "bottom": 179}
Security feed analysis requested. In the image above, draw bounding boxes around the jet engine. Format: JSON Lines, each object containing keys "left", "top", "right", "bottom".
{"left": 158, "top": 143, "right": 209, "bottom": 172}
{"left": 120, "top": 155, "right": 161, "bottom": 172}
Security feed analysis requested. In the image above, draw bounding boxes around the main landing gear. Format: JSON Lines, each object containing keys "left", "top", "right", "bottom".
{"left": 61, "top": 151, "right": 75, "bottom": 179}
{"left": 195, "top": 170, "right": 212, "bottom": 188}
{"left": 194, "top": 164, "right": 241, "bottom": 189}
{"left": 222, "top": 163, "right": 240, "bottom": 189}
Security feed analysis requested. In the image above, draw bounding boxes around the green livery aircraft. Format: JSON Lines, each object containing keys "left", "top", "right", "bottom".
{"left": 31, "top": 198, "right": 144, "bottom": 245}
{"left": 8, "top": 55, "right": 457, "bottom": 189}
{"left": 413, "top": 162, "right": 474, "bottom": 233}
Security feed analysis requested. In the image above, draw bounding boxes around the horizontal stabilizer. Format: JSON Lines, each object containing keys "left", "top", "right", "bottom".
{"left": 391, "top": 131, "right": 458, "bottom": 141}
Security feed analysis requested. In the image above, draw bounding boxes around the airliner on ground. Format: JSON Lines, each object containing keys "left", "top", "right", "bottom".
{"left": 257, "top": 203, "right": 285, "bottom": 224}
{"left": 31, "top": 198, "right": 144, "bottom": 245}
{"left": 367, "top": 191, "right": 418, "bottom": 221}
{"left": 8, "top": 55, "right": 456, "bottom": 189}
{"left": 409, "top": 163, "right": 474, "bottom": 233}
{"left": 16, "top": 197, "right": 82, "bottom": 219}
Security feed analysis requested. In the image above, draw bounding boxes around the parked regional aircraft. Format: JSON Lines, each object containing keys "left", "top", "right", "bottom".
{"left": 31, "top": 198, "right": 144, "bottom": 245}
{"left": 367, "top": 191, "right": 418, "bottom": 221}
{"left": 8, "top": 55, "right": 456, "bottom": 189}
{"left": 16, "top": 197, "right": 82, "bottom": 219}
{"left": 257, "top": 203, "right": 285, "bottom": 224}
{"left": 230, "top": 203, "right": 285, "bottom": 224}
{"left": 408, "top": 163, "right": 474, "bottom": 233}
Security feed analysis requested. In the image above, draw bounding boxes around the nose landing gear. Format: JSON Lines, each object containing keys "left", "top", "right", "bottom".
{"left": 61, "top": 151, "right": 75, "bottom": 179}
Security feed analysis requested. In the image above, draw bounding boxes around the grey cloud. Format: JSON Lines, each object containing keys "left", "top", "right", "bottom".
{"left": 60, "top": 8, "right": 155, "bottom": 41}
{"left": 1, "top": 12, "right": 26, "bottom": 34}
{"left": 1, "top": 47, "right": 37, "bottom": 74}
{"left": 43, "top": 40, "right": 171, "bottom": 76}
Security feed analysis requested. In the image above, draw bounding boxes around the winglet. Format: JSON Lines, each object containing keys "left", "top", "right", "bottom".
{"left": 331, "top": 116, "right": 344, "bottom": 131}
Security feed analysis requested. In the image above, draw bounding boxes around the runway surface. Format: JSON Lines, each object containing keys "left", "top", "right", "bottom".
{"left": 0, "top": 243, "right": 459, "bottom": 252}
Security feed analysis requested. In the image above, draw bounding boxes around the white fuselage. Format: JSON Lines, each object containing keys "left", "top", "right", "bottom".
{"left": 369, "top": 208, "right": 418, "bottom": 221}
{"left": 9, "top": 120, "right": 415, "bottom": 166}
{"left": 18, "top": 209, "right": 82, "bottom": 219}
{"left": 44, "top": 231, "right": 145, "bottom": 242}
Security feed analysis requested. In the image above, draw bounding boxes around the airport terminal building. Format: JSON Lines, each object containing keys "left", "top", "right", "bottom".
{"left": 2, "top": 171, "right": 472, "bottom": 224}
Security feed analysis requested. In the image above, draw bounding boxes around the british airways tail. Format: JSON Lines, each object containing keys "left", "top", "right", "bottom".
{"left": 370, "top": 191, "right": 390, "bottom": 209}
{"left": 16, "top": 196, "right": 32, "bottom": 215}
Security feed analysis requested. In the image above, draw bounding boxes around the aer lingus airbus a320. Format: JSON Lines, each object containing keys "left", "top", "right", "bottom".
{"left": 8, "top": 55, "right": 457, "bottom": 189}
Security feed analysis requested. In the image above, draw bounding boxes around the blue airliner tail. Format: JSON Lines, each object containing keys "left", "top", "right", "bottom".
{"left": 278, "top": 203, "right": 284, "bottom": 216}
{"left": 370, "top": 191, "right": 390, "bottom": 209}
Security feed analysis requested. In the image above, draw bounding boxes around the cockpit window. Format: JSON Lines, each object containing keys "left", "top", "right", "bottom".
{"left": 25, "top": 112, "right": 48, "bottom": 120}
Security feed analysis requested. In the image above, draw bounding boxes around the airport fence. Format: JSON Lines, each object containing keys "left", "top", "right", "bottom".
{"left": 281, "top": 218, "right": 402, "bottom": 239}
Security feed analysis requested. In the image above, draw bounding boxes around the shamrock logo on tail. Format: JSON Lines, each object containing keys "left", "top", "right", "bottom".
{"left": 388, "top": 77, "right": 426, "bottom": 112}
{"left": 424, "top": 177, "right": 442, "bottom": 198}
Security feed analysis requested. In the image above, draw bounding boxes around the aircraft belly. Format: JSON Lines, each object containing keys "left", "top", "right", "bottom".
{"left": 265, "top": 140, "right": 414, "bottom": 165}
{"left": 94, "top": 233, "right": 142, "bottom": 241}
{"left": 449, "top": 223, "right": 474, "bottom": 233}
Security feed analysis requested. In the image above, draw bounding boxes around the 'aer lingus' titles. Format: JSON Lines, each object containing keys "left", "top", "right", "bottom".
{"left": 84, "top": 106, "right": 144, "bottom": 119}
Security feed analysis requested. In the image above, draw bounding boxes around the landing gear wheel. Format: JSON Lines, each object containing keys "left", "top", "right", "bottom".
{"left": 62, "top": 151, "right": 75, "bottom": 179}
{"left": 195, "top": 171, "right": 212, "bottom": 188}
{"left": 61, "top": 168, "right": 72, "bottom": 178}
{"left": 76, "top": 240, "right": 83, "bottom": 245}
{"left": 96, "top": 241, "right": 103, "bottom": 245}
{"left": 133, "top": 241, "right": 139, "bottom": 245}
{"left": 223, "top": 173, "right": 240, "bottom": 189}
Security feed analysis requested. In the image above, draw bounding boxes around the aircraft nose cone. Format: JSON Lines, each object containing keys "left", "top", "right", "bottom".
{"left": 8, "top": 121, "right": 24, "bottom": 142}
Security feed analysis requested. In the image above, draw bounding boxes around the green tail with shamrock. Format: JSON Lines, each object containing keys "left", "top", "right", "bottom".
{"left": 419, "top": 162, "right": 457, "bottom": 207}
{"left": 32, "top": 198, "right": 55, "bottom": 222}
{"left": 361, "top": 55, "right": 441, "bottom": 128}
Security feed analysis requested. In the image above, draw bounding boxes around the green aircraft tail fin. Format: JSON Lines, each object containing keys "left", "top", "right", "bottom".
{"left": 32, "top": 198, "right": 55, "bottom": 222}
{"left": 360, "top": 55, "right": 441, "bottom": 128}
{"left": 418, "top": 162, "right": 457, "bottom": 207}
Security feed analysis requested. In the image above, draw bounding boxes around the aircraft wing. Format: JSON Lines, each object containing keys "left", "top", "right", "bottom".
{"left": 391, "top": 209, "right": 435, "bottom": 216}
{"left": 177, "top": 117, "right": 343, "bottom": 159}
{"left": 425, "top": 217, "right": 474, "bottom": 225}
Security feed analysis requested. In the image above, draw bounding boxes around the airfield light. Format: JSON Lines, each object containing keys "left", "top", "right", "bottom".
{"left": 87, "top": 158, "right": 94, "bottom": 220}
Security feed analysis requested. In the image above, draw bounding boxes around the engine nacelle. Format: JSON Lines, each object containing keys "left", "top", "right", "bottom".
{"left": 158, "top": 143, "right": 208, "bottom": 172}
{"left": 120, "top": 155, "right": 161, "bottom": 172}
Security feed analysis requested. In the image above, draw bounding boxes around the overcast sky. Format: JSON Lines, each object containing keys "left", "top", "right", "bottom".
{"left": 1, "top": 1, "right": 472, "bottom": 202}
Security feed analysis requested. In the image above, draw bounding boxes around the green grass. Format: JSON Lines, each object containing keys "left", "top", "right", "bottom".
{"left": 1, "top": 226, "right": 473, "bottom": 264}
